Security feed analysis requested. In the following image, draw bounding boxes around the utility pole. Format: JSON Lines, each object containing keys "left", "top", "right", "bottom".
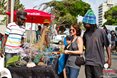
{"left": 7, "top": 0, "right": 15, "bottom": 23}
{"left": 7, "top": 0, "right": 11, "bottom": 24}
{"left": 10, "top": 0, "right": 15, "bottom": 22}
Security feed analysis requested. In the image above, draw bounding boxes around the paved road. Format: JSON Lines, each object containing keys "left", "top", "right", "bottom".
{"left": 78, "top": 65, "right": 85, "bottom": 78}
{"left": 78, "top": 53, "right": 117, "bottom": 78}
{"left": 111, "top": 53, "right": 117, "bottom": 69}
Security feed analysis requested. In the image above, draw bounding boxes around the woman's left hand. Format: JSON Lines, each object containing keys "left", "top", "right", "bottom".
{"left": 64, "top": 50, "right": 70, "bottom": 54}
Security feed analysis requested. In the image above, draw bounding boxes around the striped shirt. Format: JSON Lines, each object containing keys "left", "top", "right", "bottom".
{"left": 5, "top": 22, "right": 26, "bottom": 53}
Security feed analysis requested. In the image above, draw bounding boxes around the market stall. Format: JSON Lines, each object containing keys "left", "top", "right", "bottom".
{"left": 5, "top": 9, "right": 63, "bottom": 78}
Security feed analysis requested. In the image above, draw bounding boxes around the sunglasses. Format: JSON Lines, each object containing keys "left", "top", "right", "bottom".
{"left": 69, "top": 29, "right": 75, "bottom": 32}
{"left": 19, "top": 18, "right": 26, "bottom": 21}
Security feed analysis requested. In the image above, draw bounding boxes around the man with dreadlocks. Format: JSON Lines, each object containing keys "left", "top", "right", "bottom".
{"left": 82, "top": 9, "right": 111, "bottom": 78}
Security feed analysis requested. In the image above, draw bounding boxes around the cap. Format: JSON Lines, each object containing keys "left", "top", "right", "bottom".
{"left": 82, "top": 9, "right": 96, "bottom": 24}
{"left": 16, "top": 10, "right": 27, "bottom": 20}
{"left": 43, "top": 19, "right": 50, "bottom": 24}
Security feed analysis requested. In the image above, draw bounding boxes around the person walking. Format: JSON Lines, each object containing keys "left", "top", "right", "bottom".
{"left": 82, "top": 9, "right": 111, "bottom": 78}
{"left": 110, "top": 30, "right": 117, "bottom": 52}
{"left": 64, "top": 23, "right": 83, "bottom": 78}
{"left": 0, "top": 33, "right": 3, "bottom": 49}
{"left": 0, "top": 33, "right": 4, "bottom": 57}
{"left": 36, "top": 25, "right": 42, "bottom": 42}
{"left": 103, "top": 26, "right": 112, "bottom": 47}
{"left": 0, "top": 10, "right": 27, "bottom": 66}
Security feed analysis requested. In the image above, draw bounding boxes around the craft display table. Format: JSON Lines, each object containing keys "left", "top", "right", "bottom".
{"left": 8, "top": 65, "right": 57, "bottom": 78}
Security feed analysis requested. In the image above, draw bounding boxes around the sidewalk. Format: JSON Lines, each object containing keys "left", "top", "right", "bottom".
{"left": 78, "top": 65, "right": 85, "bottom": 78}
{"left": 78, "top": 53, "right": 117, "bottom": 78}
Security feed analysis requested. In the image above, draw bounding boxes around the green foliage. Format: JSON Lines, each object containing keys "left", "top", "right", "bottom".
{"left": 6, "top": 55, "right": 20, "bottom": 67}
{"left": 64, "top": 0, "right": 90, "bottom": 17}
{"left": 0, "top": 0, "right": 7, "bottom": 14}
{"left": 43, "top": 0, "right": 90, "bottom": 27}
{"left": 1, "top": 16, "right": 7, "bottom": 24}
{"left": 0, "top": 0, "right": 24, "bottom": 24}
{"left": 104, "top": 6, "right": 117, "bottom": 25}
{"left": 0, "top": 0, "right": 24, "bottom": 14}
{"left": 14, "top": 0, "right": 25, "bottom": 10}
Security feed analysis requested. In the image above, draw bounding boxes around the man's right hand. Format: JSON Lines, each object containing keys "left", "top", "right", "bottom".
{"left": 0, "top": 51, "right": 3, "bottom": 57}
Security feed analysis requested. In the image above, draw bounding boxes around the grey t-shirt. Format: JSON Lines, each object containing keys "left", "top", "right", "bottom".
{"left": 83, "top": 28, "right": 110, "bottom": 67}
{"left": 66, "top": 37, "right": 80, "bottom": 69}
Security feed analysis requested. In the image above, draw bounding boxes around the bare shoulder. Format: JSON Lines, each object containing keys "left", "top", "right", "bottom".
{"left": 77, "top": 36, "right": 83, "bottom": 42}
{"left": 77, "top": 36, "right": 83, "bottom": 40}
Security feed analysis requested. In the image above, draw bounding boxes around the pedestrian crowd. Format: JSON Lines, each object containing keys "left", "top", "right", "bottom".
{"left": 103, "top": 26, "right": 117, "bottom": 52}
{"left": 0, "top": 9, "right": 113, "bottom": 78}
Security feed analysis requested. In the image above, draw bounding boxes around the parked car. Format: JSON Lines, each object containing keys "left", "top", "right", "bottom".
{"left": 51, "top": 34, "right": 66, "bottom": 44}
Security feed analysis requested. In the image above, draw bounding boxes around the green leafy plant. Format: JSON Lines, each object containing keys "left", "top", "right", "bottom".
{"left": 6, "top": 55, "right": 20, "bottom": 67}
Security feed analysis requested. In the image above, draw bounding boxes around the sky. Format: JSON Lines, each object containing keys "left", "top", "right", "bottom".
{"left": 20, "top": 0, "right": 117, "bottom": 23}
{"left": 20, "top": 0, "right": 61, "bottom": 9}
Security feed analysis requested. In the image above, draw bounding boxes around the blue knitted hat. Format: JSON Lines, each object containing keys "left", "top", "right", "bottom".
{"left": 82, "top": 9, "right": 96, "bottom": 24}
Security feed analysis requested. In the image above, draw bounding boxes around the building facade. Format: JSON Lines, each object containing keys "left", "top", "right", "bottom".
{"left": 98, "top": 0, "right": 114, "bottom": 26}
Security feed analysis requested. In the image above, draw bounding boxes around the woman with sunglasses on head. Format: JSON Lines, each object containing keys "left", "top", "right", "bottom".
{"left": 64, "top": 23, "right": 83, "bottom": 78}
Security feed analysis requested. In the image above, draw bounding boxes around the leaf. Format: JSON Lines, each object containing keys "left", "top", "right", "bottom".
{"left": 6, "top": 55, "right": 20, "bottom": 67}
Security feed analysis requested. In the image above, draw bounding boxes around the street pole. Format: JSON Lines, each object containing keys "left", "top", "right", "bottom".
{"left": 10, "top": 0, "right": 15, "bottom": 23}
{"left": 6, "top": 0, "right": 11, "bottom": 24}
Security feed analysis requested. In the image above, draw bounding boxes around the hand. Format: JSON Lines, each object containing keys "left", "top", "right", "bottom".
{"left": 0, "top": 51, "right": 3, "bottom": 57}
{"left": 64, "top": 50, "right": 70, "bottom": 54}
{"left": 106, "top": 58, "right": 111, "bottom": 68}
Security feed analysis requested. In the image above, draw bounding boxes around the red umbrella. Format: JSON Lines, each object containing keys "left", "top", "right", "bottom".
{"left": 6, "top": 9, "right": 53, "bottom": 24}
